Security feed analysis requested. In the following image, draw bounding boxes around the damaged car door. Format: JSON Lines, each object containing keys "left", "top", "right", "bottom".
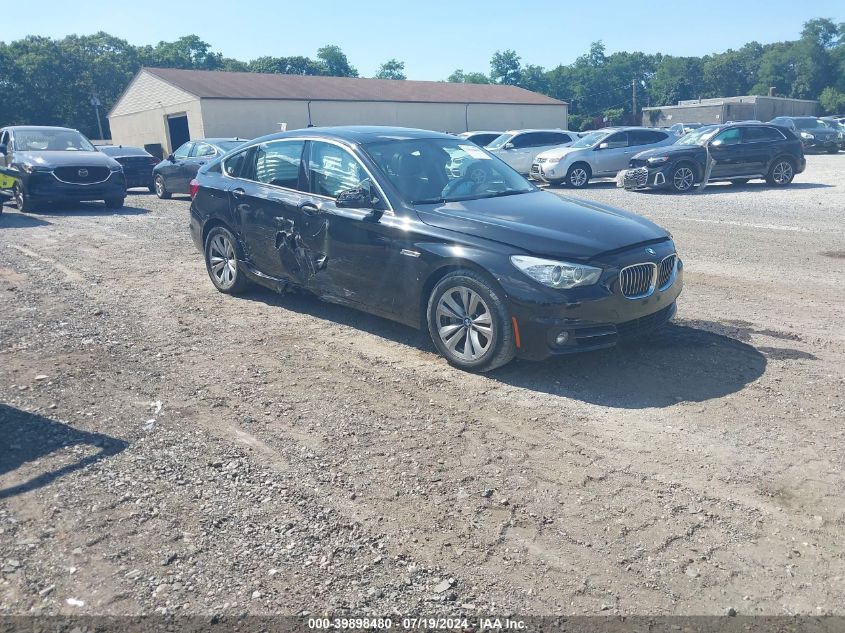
{"left": 230, "top": 139, "right": 308, "bottom": 281}
{"left": 295, "top": 140, "right": 399, "bottom": 311}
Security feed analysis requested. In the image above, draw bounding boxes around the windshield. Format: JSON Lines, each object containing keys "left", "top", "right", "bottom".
{"left": 485, "top": 133, "right": 515, "bottom": 150}
{"left": 364, "top": 138, "right": 535, "bottom": 205}
{"left": 215, "top": 141, "right": 247, "bottom": 152}
{"left": 794, "top": 119, "right": 829, "bottom": 130}
{"left": 14, "top": 129, "right": 96, "bottom": 152}
{"left": 676, "top": 125, "right": 720, "bottom": 146}
{"left": 571, "top": 131, "right": 611, "bottom": 149}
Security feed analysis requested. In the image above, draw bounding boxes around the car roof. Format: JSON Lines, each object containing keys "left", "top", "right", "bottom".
{"left": 245, "top": 126, "right": 459, "bottom": 146}
{"left": 4, "top": 125, "right": 80, "bottom": 133}
{"left": 501, "top": 128, "right": 572, "bottom": 134}
{"left": 459, "top": 131, "right": 502, "bottom": 136}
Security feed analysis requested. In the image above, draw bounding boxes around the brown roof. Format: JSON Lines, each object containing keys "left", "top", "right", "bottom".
{"left": 143, "top": 67, "right": 566, "bottom": 106}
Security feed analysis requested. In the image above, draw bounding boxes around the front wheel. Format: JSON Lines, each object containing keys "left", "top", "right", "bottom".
{"left": 565, "top": 163, "right": 591, "bottom": 188}
{"left": 204, "top": 226, "right": 251, "bottom": 294}
{"left": 154, "top": 175, "right": 171, "bottom": 199}
{"left": 426, "top": 270, "right": 516, "bottom": 372}
{"left": 669, "top": 164, "right": 696, "bottom": 193}
{"left": 14, "top": 184, "right": 34, "bottom": 212}
{"left": 766, "top": 158, "right": 795, "bottom": 186}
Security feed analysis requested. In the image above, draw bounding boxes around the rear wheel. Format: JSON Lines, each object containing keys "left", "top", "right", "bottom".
{"left": 204, "top": 226, "right": 251, "bottom": 294}
{"left": 154, "top": 175, "right": 171, "bottom": 199}
{"left": 766, "top": 158, "right": 795, "bottom": 186}
{"left": 669, "top": 163, "right": 696, "bottom": 193}
{"left": 566, "top": 163, "right": 591, "bottom": 188}
{"left": 426, "top": 270, "right": 516, "bottom": 372}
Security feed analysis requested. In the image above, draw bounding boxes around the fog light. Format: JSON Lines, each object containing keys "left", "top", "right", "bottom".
{"left": 555, "top": 332, "right": 570, "bottom": 346}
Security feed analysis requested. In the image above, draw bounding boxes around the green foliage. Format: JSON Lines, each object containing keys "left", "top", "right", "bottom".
{"left": 248, "top": 56, "right": 324, "bottom": 75}
{"left": 490, "top": 50, "right": 521, "bottom": 85}
{"left": 374, "top": 59, "right": 406, "bottom": 80}
{"left": 447, "top": 69, "right": 490, "bottom": 84}
{"left": 602, "top": 108, "right": 625, "bottom": 125}
{"left": 316, "top": 44, "right": 358, "bottom": 78}
{"left": 819, "top": 87, "right": 845, "bottom": 113}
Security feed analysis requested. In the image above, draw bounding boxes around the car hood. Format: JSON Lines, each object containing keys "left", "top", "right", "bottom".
{"left": 633, "top": 144, "right": 702, "bottom": 159}
{"left": 536, "top": 146, "right": 590, "bottom": 161}
{"left": 415, "top": 190, "right": 669, "bottom": 260}
{"left": 14, "top": 151, "right": 119, "bottom": 169}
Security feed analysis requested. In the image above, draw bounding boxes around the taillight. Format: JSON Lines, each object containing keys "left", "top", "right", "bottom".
{"left": 189, "top": 178, "right": 200, "bottom": 199}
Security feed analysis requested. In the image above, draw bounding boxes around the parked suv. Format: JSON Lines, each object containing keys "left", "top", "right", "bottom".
{"left": 769, "top": 116, "right": 840, "bottom": 154}
{"left": 0, "top": 126, "right": 126, "bottom": 211}
{"left": 486, "top": 129, "right": 578, "bottom": 175}
{"left": 153, "top": 138, "right": 246, "bottom": 198}
{"left": 531, "top": 127, "right": 674, "bottom": 188}
{"left": 99, "top": 145, "right": 159, "bottom": 192}
{"left": 620, "top": 123, "right": 805, "bottom": 193}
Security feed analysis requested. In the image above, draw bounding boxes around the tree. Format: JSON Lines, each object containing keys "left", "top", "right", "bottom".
{"left": 316, "top": 44, "right": 358, "bottom": 77}
{"left": 490, "top": 50, "right": 521, "bottom": 85}
{"left": 138, "top": 35, "right": 222, "bottom": 70}
{"left": 518, "top": 64, "right": 549, "bottom": 94}
{"left": 819, "top": 87, "right": 845, "bottom": 113}
{"left": 375, "top": 59, "right": 406, "bottom": 80}
{"left": 447, "top": 69, "right": 489, "bottom": 84}
{"left": 249, "top": 55, "right": 324, "bottom": 75}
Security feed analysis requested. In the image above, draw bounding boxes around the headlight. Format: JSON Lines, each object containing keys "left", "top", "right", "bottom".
{"left": 543, "top": 156, "right": 560, "bottom": 165}
{"left": 510, "top": 255, "right": 602, "bottom": 289}
{"left": 20, "top": 164, "right": 52, "bottom": 174}
{"left": 800, "top": 132, "right": 814, "bottom": 140}
{"left": 647, "top": 156, "right": 670, "bottom": 165}
{"left": 109, "top": 165, "right": 123, "bottom": 172}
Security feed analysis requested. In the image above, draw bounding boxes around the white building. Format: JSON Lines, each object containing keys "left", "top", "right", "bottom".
{"left": 108, "top": 68, "right": 568, "bottom": 154}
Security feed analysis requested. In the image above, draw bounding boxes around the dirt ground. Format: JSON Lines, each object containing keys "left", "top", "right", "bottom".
{"left": 1, "top": 154, "right": 843, "bottom": 617}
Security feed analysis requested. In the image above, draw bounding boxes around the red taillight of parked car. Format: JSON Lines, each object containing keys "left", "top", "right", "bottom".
{"left": 189, "top": 178, "right": 199, "bottom": 200}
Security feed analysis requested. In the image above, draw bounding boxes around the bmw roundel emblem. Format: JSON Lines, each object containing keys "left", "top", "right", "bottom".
{"left": 646, "top": 247, "right": 656, "bottom": 256}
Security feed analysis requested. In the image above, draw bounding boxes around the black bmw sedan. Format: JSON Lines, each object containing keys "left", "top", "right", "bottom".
{"left": 0, "top": 126, "right": 126, "bottom": 211}
{"left": 190, "top": 127, "right": 683, "bottom": 371}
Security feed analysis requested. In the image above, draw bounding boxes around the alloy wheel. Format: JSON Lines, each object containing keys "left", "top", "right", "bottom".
{"left": 155, "top": 177, "right": 164, "bottom": 197}
{"left": 673, "top": 167, "right": 694, "bottom": 191}
{"left": 435, "top": 286, "right": 493, "bottom": 361}
{"left": 772, "top": 161, "right": 793, "bottom": 185}
{"left": 208, "top": 234, "right": 238, "bottom": 289}
{"left": 570, "top": 167, "right": 588, "bottom": 187}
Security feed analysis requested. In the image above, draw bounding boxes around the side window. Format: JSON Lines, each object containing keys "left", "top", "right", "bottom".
{"left": 254, "top": 140, "right": 305, "bottom": 189}
{"left": 193, "top": 142, "right": 217, "bottom": 158}
{"left": 535, "top": 132, "right": 570, "bottom": 145}
{"left": 604, "top": 132, "right": 629, "bottom": 148}
{"left": 509, "top": 134, "right": 533, "bottom": 149}
{"left": 630, "top": 130, "right": 668, "bottom": 146}
{"left": 223, "top": 147, "right": 252, "bottom": 178}
{"left": 712, "top": 128, "right": 741, "bottom": 146}
{"left": 173, "top": 142, "right": 192, "bottom": 159}
{"left": 742, "top": 127, "right": 779, "bottom": 143}
{"left": 0, "top": 131, "right": 9, "bottom": 148}
{"left": 308, "top": 141, "right": 368, "bottom": 198}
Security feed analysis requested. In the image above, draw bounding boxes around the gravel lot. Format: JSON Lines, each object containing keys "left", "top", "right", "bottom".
{"left": 1, "top": 154, "right": 843, "bottom": 617}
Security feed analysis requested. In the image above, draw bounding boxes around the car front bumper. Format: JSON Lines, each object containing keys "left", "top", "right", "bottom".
{"left": 26, "top": 171, "right": 126, "bottom": 202}
{"left": 617, "top": 166, "right": 668, "bottom": 190}
{"left": 505, "top": 248, "right": 684, "bottom": 361}
{"left": 802, "top": 138, "right": 840, "bottom": 152}
{"left": 530, "top": 160, "right": 564, "bottom": 182}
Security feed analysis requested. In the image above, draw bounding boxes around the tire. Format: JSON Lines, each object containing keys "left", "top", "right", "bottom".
{"left": 148, "top": 184, "right": 156, "bottom": 194}
{"left": 668, "top": 163, "right": 696, "bottom": 193}
{"left": 766, "top": 157, "right": 796, "bottom": 187}
{"left": 426, "top": 269, "right": 516, "bottom": 372}
{"left": 565, "top": 163, "right": 591, "bottom": 188}
{"left": 154, "top": 175, "right": 171, "bottom": 199}
{"left": 14, "top": 183, "right": 34, "bottom": 213}
{"left": 730, "top": 179, "right": 750, "bottom": 186}
{"left": 204, "top": 226, "right": 252, "bottom": 295}
{"left": 104, "top": 197, "right": 125, "bottom": 209}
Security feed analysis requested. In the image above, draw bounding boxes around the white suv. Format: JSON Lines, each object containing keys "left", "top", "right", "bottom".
{"left": 486, "top": 129, "right": 578, "bottom": 175}
{"left": 531, "top": 127, "right": 675, "bottom": 188}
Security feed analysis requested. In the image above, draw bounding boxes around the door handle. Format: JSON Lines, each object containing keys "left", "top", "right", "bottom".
{"left": 197, "top": 161, "right": 206, "bottom": 165}
{"left": 231, "top": 187, "right": 246, "bottom": 199}
{"left": 299, "top": 201, "right": 323, "bottom": 215}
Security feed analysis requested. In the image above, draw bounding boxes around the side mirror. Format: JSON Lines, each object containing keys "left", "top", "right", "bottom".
{"left": 167, "top": 153, "right": 176, "bottom": 162}
{"left": 710, "top": 140, "right": 723, "bottom": 147}
{"left": 598, "top": 142, "right": 609, "bottom": 150}
{"left": 503, "top": 142, "right": 515, "bottom": 150}
{"left": 0, "top": 143, "right": 7, "bottom": 155}
{"left": 336, "top": 180, "right": 384, "bottom": 220}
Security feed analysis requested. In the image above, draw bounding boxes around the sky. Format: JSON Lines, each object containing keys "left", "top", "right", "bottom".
{"left": 4, "top": 1, "right": 844, "bottom": 80}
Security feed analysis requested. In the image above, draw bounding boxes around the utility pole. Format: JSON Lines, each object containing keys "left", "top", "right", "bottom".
{"left": 90, "top": 96, "right": 104, "bottom": 140}
{"left": 632, "top": 78, "right": 638, "bottom": 124}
